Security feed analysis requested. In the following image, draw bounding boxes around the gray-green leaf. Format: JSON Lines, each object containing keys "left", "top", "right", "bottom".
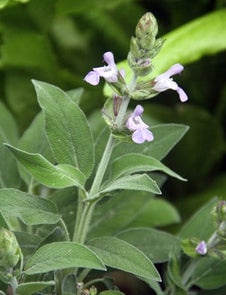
{"left": 111, "top": 153, "right": 186, "bottom": 181}
{"left": 116, "top": 228, "right": 180, "bottom": 263}
{"left": 5, "top": 144, "right": 86, "bottom": 189}
{"left": 0, "top": 189, "right": 60, "bottom": 225}
{"left": 16, "top": 281, "right": 55, "bottom": 295}
{"left": 33, "top": 80, "right": 94, "bottom": 178}
{"left": 87, "top": 237, "right": 161, "bottom": 281}
{"left": 100, "top": 174, "right": 161, "bottom": 197}
{"left": 178, "top": 197, "right": 218, "bottom": 240}
{"left": 25, "top": 242, "right": 105, "bottom": 274}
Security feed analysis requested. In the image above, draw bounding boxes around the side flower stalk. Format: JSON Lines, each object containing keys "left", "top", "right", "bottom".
{"left": 84, "top": 51, "right": 188, "bottom": 144}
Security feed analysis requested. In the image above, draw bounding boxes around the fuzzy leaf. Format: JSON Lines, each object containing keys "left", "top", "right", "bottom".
{"left": 0, "top": 189, "right": 60, "bottom": 225}
{"left": 18, "top": 112, "right": 54, "bottom": 185}
{"left": 100, "top": 174, "right": 161, "bottom": 197}
{"left": 88, "top": 237, "right": 161, "bottom": 281}
{"left": 25, "top": 242, "right": 105, "bottom": 274}
{"left": 33, "top": 80, "right": 94, "bottom": 178}
{"left": 16, "top": 281, "right": 55, "bottom": 295}
{"left": 5, "top": 144, "right": 86, "bottom": 189}
{"left": 116, "top": 228, "right": 180, "bottom": 263}
{"left": 111, "top": 153, "right": 186, "bottom": 181}
{"left": 179, "top": 198, "right": 218, "bottom": 240}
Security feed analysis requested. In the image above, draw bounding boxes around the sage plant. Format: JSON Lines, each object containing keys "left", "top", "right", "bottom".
{"left": 2, "top": 12, "right": 224, "bottom": 295}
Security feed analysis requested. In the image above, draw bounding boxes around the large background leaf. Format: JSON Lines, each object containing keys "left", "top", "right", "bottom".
{"left": 0, "top": 102, "right": 20, "bottom": 188}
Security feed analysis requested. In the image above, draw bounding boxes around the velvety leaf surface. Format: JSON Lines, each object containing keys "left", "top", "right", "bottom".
{"left": 116, "top": 228, "right": 180, "bottom": 263}
{"left": 0, "top": 189, "right": 60, "bottom": 225}
{"left": 88, "top": 191, "right": 152, "bottom": 239}
{"left": 19, "top": 112, "right": 54, "bottom": 185}
{"left": 6, "top": 145, "right": 86, "bottom": 189}
{"left": 0, "top": 211, "right": 9, "bottom": 229}
{"left": 87, "top": 237, "right": 161, "bottom": 281}
{"left": 14, "top": 231, "right": 42, "bottom": 260}
{"left": 101, "top": 174, "right": 161, "bottom": 196}
{"left": 49, "top": 188, "right": 77, "bottom": 239}
{"left": 192, "top": 258, "right": 226, "bottom": 289}
{"left": 88, "top": 187, "right": 179, "bottom": 239}
{"left": 178, "top": 198, "right": 218, "bottom": 240}
{"left": 16, "top": 281, "right": 55, "bottom": 295}
{"left": 127, "top": 198, "right": 181, "bottom": 228}
{"left": 25, "top": 242, "right": 105, "bottom": 274}
{"left": 111, "top": 153, "right": 185, "bottom": 181}
{"left": 33, "top": 81, "right": 94, "bottom": 178}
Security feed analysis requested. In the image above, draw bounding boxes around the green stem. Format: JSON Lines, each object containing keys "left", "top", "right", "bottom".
{"left": 181, "top": 259, "right": 199, "bottom": 288}
{"left": 77, "top": 268, "right": 91, "bottom": 282}
{"left": 73, "top": 201, "right": 96, "bottom": 244}
{"left": 59, "top": 218, "right": 70, "bottom": 241}
{"left": 54, "top": 270, "right": 63, "bottom": 295}
{"left": 72, "top": 189, "right": 85, "bottom": 242}
{"left": 89, "top": 134, "right": 115, "bottom": 196}
{"left": 10, "top": 276, "right": 18, "bottom": 295}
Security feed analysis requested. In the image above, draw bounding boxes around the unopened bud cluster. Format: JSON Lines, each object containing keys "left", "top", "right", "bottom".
{"left": 0, "top": 228, "right": 21, "bottom": 283}
{"left": 127, "top": 12, "right": 164, "bottom": 77}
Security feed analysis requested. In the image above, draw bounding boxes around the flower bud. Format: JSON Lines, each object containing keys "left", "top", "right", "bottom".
{"left": 135, "top": 13, "right": 158, "bottom": 39}
{"left": 129, "top": 37, "right": 142, "bottom": 58}
{"left": 90, "top": 286, "right": 97, "bottom": 295}
{"left": 0, "top": 228, "right": 20, "bottom": 270}
{"left": 127, "top": 52, "right": 153, "bottom": 77}
{"left": 211, "top": 200, "right": 226, "bottom": 225}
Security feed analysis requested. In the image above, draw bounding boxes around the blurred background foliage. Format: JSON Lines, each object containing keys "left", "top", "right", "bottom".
{"left": 0, "top": 0, "right": 226, "bottom": 222}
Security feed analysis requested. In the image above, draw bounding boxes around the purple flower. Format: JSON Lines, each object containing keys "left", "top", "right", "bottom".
{"left": 195, "top": 241, "right": 207, "bottom": 255}
{"left": 126, "top": 105, "right": 154, "bottom": 144}
{"left": 152, "top": 63, "right": 188, "bottom": 102}
{"left": 84, "top": 52, "right": 118, "bottom": 85}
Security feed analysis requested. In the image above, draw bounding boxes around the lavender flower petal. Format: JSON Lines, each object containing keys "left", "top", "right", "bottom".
{"left": 132, "top": 128, "right": 154, "bottom": 144}
{"left": 163, "top": 63, "right": 184, "bottom": 77}
{"left": 84, "top": 51, "right": 119, "bottom": 85}
{"left": 177, "top": 87, "right": 188, "bottom": 102}
{"left": 126, "top": 105, "right": 148, "bottom": 131}
{"left": 152, "top": 63, "right": 188, "bottom": 102}
{"left": 84, "top": 71, "right": 100, "bottom": 85}
{"left": 195, "top": 241, "right": 207, "bottom": 255}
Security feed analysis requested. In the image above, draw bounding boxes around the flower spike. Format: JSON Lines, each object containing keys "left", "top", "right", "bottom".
{"left": 153, "top": 63, "right": 188, "bottom": 102}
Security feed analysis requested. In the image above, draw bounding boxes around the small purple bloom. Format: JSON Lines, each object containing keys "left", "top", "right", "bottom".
{"left": 84, "top": 51, "right": 118, "bottom": 85}
{"left": 152, "top": 63, "right": 188, "bottom": 102}
{"left": 126, "top": 105, "right": 154, "bottom": 144}
{"left": 195, "top": 241, "right": 207, "bottom": 255}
